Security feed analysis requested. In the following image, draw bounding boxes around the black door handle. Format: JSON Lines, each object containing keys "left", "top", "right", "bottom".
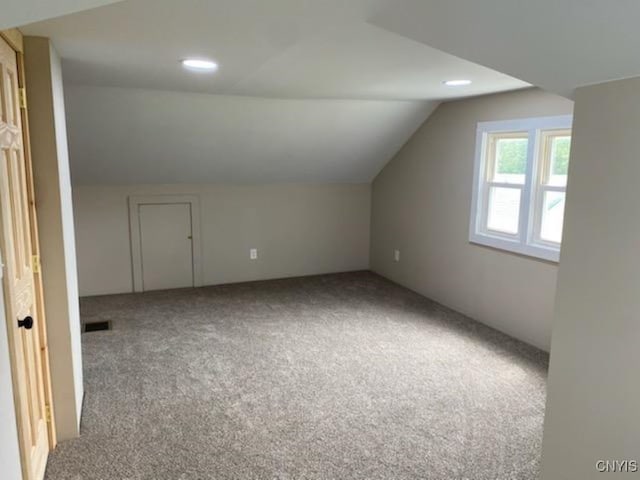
{"left": 18, "top": 316, "right": 33, "bottom": 330}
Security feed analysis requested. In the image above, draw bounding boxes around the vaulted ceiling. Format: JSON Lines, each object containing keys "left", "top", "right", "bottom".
{"left": 1, "top": 0, "right": 122, "bottom": 30}
{"left": 64, "top": 86, "right": 437, "bottom": 185}
{"left": 17, "top": 0, "right": 531, "bottom": 185}
{"left": 21, "top": 0, "right": 636, "bottom": 184}
{"left": 370, "top": 0, "right": 640, "bottom": 99}
{"left": 21, "top": 0, "right": 528, "bottom": 101}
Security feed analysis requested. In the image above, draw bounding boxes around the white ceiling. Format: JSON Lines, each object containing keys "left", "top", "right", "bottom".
{"left": 16, "top": 0, "right": 534, "bottom": 185}
{"left": 8, "top": 0, "right": 634, "bottom": 185}
{"left": 65, "top": 86, "right": 437, "bottom": 185}
{"left": 371, "top": 0, "right": 640, "bottom": 99}
{"left": 0, "top": 0, "right": 122, "bottom": 30}
{"left": 21, "top": 0, "right": 528, "bottom": 101}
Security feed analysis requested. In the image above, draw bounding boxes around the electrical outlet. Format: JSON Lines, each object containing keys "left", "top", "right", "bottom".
{"left": 250, "top": 248, "right": 258, "bottom": 260}
{"left": 394, "top": 249, "right": 400, "bottom": 262}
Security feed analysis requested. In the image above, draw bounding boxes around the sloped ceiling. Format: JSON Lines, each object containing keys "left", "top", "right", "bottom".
{"left": 21, "top": 0, "right": 528, "bottom": 101}
{"left": 13, "top": 0, "right": 638, "bottom": 184}
{"left": 371, "top": 0, "right": 640, "bottom": 99}
{"left": 1, "top": 0, "right": 122, "bottom": 30}
{"left": 65, "top": 86, "right": 437, "bottom": 185}
{"left": 20, "top": 0, "right": 530, "bottom": 185}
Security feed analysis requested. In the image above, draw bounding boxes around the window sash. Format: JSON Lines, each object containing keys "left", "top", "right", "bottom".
{"left": 480, "top": 182, "right": 523, "bottom": 238}
{"left": 531, "top": 129, "right": 571, "bottom": 247}
{"left": 539, "top": 129, "right": 571, "bottom": 187}
{"left": 531, "top": 186, "right": 566, "bottom": 247}
{"left": 486, "top": 132, "right": 528, "bottom": 185}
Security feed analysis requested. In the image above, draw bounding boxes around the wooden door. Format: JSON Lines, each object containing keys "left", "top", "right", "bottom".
{"left": 0, "top": 34, "right": 50, "bottom": 480}
{"left": 139, "top": 203, "right": 194, "bottom": 291}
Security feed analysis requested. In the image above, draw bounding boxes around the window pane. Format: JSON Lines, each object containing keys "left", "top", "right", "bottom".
{"left": 540, "top": 191, "right": 566, "bottom": 243}
{"left": 487, "top": 186, "right": 521, "bottom": 234}
{"left": 492, "top": 137, "right": 528, "bottom": 184}
{"left": 547, "top": 135, "right": 571, "bottom": 186}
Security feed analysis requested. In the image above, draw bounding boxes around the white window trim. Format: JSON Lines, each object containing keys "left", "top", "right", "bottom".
{"left": 469, "top": 115, "right": 573, "bottom": 262}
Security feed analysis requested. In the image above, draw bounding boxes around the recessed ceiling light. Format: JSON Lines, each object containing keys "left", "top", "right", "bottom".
{"left": 181, "top": 58, "right": 218, "bottom": 72}
{"left": 443, "top": 79, "right": 472, "bottom": 87}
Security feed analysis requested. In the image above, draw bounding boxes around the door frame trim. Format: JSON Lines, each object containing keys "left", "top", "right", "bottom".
{"left": 0, "top": 29, "right": 23, "bottom": 53}
{"left": 128, "top": 195, "right": 203, "bottom": 292}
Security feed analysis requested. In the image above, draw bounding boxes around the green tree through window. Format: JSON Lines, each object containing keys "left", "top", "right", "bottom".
{"left": 496, "top": 139, "right": 527, "bottom": 174}
{"left": 551, "top": 136, "right": 570, "bottom": 175}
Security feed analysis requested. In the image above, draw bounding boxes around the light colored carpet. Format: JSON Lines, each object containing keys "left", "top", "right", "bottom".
{"left": 45, "top": 271, "right": 548, "bottom": 480}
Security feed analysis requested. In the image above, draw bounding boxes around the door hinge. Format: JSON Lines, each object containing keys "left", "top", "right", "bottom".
{"left": 45, "top": 404, "right": 52, "bottom": 423}
{"left": 32, "top": 255, "right": 40, "bottom": 274}
{"left": 18, "top": 88, "right": 27, "bottom": 109}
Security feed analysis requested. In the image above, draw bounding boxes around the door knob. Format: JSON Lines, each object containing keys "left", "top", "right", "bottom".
{"left": 18, "top": 316, "right": 33, "bottom": 330}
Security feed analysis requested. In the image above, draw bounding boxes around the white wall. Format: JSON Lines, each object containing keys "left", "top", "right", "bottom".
{"left": 370, "top": 88, "right": 573, "bottom": 351}
{"left": 24, "top": 37, "right": 83, "bottom": 440}
{"left": 0, "top": 259, "right": 23, "bottom": 480}
{"left": 74, "top": 183, "right": 371, "bottom": 297}
{"left": 49, "top": 41, "right": 83, "bottom": 428}
{"left": 541, "top": 77, "right": 640, "bottom": 479}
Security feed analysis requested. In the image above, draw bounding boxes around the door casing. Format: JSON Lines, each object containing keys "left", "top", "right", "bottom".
{"left": 128, "top": 194, "right": 203, "bottom": 292}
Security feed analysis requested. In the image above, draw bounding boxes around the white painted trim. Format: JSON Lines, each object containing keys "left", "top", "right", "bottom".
{"left": 475, "top": 115, "right": 573, "bottom": 134}
{"left": 469, "top": 115, "right": 572, "bottom": 263}
{"left": 128, "top": 195, "right": 203, "bottom": 292}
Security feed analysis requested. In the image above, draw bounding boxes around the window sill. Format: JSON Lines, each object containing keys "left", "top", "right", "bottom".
{"left": 469, "top": 232, "right": 560, "bottom": 263}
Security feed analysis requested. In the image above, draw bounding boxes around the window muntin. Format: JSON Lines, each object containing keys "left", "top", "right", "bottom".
{"left": 483, "top": 132, "right": 528, "bottom": 237}
{"left": 469, "top": 116, "right": 572, "bottom": 262}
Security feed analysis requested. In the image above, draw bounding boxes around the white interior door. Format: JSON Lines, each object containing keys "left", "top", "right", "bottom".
{"left": 139, "top": 203, "right": 194, "bottom": 291}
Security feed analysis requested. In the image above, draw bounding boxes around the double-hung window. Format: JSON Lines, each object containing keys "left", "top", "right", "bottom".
{"left": 469, "top": 115, "right": 572, "bottom": 262}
